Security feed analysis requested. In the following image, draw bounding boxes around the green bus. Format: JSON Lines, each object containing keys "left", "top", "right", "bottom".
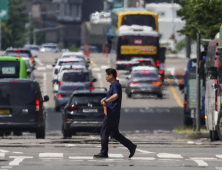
{"left": 0, "top": 57, "right": 27, "bottom": 79}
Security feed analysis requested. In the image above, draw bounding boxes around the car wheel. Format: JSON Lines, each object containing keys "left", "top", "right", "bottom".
{"left": 55, "top": 106, "right": 60, "bottom": 112}
{"left": 62, "top": 128, "right": 72, "bottom": 139}
{"left": 36, "top": 125, "right": 45, "bottom": 139}
{"left": 183, "top": 116, "right": 193, "bottom": 126}
{"left": 157, "top": 93, "right": 163, "bottom": 98}
{"left": 216, "top": 112, "right": 222, "bottom": 141}
{"left": 13, "top": 131, "right": 22, "bottom": 136}
{"left": 4, "top": 132, "right": 11, "bottom": 136}
{"left": 127, "top": 93, "right": 132, "bottom": 98}
{"left": 210, "top": 130, "right": 219, "bottom": 141}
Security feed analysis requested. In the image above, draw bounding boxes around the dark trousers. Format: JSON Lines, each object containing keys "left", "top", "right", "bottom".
{"left": 100, "top": 116, "right": 134, "bottom": 154}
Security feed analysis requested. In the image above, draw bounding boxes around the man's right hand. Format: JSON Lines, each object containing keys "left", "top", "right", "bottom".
{"left": 101, "top": 98, "right": 106, "bottom": 105}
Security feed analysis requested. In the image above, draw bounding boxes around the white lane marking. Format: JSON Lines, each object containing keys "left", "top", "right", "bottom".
{"left": 216, "top": 155, "right": 222, "bottom": 158}
{"left": 187, "top": 141, "right": 194, "bottom": 144}
{"left": 35, "top": 58, "right": 43, "bottom": 66}
{"left": 105, "top": 159, "right": 123, "bottom": 162}
{"left": 0, "top": 149, "right": 9, "bottom": 153}
{"left": 131, "top": 157, "right": 155, "bottom": 160}
{"left": 46, "top": 65, "right": 53, "bottom": 69}
{"left": 190, "top": 157, "right": 217, "bottom": 160}
{"left": 136, "top": 149, "right": 155, "bottom": 154}
{"left": 157, "top": 153, "right": 183, "bottom": 159}
{"left": 97, "top": 73, "right": 104, "bottom": 87}
{"left": 43, "top": 73, "right": 47, "bottom": 96}
{"left": 101, "top": 65, "right": 109, "bottom": 69}
{"left": 166, "top": 67, "right": 179, "bottom": 84}
{"left": 39, "top": 153, "right": 63, "bottom": 158}
{"left": 92, "top": 67, "right": 101, "bottom": 71}
{"left": 69, "top": 156, "right": 93, "bottom": 160}
{"left": 65, "top": 144, "right": 75, "bottom": 147}
{"left": 12, "top": 152, "right": 23, "bottom": 154}
{"left": 0, "top": 153, "right": 5, "bottom": 159}
{"left": 216, "top": 167, "right": 222, "bottom": 170}
{"left": 1, "top": 166, "right": 12, "bottom": 169}
{"left": 36, "top": 67, "right": 46, "bottom": 70}
{"left": 90, "top": 136, "right": 95, "bottom": 139}
{"left": 193, "top": 160, "right": 208, "bottom": 167}
{"left": 0, "top": 169, "right": 7, "bottom": 170}
{"left": 9, "top": 156, "right": 33, "bottom": 166}
{"left": 109, "top": 154, "right": 124, "bottom": 158}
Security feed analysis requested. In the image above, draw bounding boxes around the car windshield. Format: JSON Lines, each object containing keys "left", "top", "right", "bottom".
{"left": 43, "top": 46, "right": 57, "bottom": 49}
{"left": 6, "top": 52, "right": 31, "bottom": 58}
{"left": 60, "top": 85, "right": 84, "bottom": 91}
{"left": 132, "top": 71, "right": 158, "bottom": 78}
{"left": 71, "top": 94, "right": 106, "bottom": 105}
{"left": 0, "top": 82, "right": 36, "bottom": 105}
{"left": 30, "top": 47, "right": 39, "bottom": 51}
{"left": 59, "top": 61, "right": 84, "bottom": 66}
{"left": 62, "top": 72, "right": 89, "bottom": 82}
{"left": 62, "top": 55, "right": 83, "bottom": 59}
{"left": 0, "top": 61, "right": 20, "bottom": 78}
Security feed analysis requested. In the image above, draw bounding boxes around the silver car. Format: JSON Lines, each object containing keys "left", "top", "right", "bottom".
{"left": 40, "top": 43, "right": 60, "bottom": 53}
{"left": 125, "top": 66, "right": 163, "bottom": 98}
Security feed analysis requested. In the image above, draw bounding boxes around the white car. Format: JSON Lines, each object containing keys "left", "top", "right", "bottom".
{"left": 52, "top": 58, "right": 86, "bottom": 85}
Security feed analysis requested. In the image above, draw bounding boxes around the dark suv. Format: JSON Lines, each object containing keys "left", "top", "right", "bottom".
{"left": 62, "top": 88, "right": 107, "bottom": 138}
{"left": 0, "top": 79, "right": 49, "bottom": 138}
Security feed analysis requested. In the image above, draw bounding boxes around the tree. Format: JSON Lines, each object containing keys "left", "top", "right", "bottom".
{"left": 175, "top": 0, "right": 222, "bottom": 40}
{"left": 1, "top": 0, "right": 28, "bottom": 50}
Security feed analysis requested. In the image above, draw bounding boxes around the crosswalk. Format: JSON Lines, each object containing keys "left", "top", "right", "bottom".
{"left": 1, "top": 149, "right": 222, "bottom": 168}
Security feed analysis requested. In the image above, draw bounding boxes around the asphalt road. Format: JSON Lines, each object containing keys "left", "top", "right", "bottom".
{"left": 1, "top": 52, "right": 222, "bottom": 170}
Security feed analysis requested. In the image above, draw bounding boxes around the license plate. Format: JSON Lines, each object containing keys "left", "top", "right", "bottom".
{"left": 0, "top": 110, "right": 10, "bottom": 114}
{"left": 141, "top": 88, "right": 151, "bottom": 91}
{"left": 83, "top": 109, "right": 98, "bottom": 113}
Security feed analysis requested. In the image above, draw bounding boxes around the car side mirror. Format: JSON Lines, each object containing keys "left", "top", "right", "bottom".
{"left": 92, "top": 78, "right": 97, "bottom": 82}
{"left": 207, "top": 67, "right": 217, "bottom": 79}
{"left": 52, "top": 64, "right": 55, "bottom": 67}
{"left": 43, "top": 95, "right": 49, "bottom": 102}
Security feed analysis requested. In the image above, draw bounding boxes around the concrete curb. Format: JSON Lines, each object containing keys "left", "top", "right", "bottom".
{"left": 172, "top": 130, "right": 209, "bottom": 140}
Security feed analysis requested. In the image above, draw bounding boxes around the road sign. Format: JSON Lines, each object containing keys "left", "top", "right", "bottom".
{"left": 113, "top": 2, "right": 122, "bottom": 9}
{"left": 135, "top": 0, "right": 144, "bottom": 8}
{"left": 0, "top": 0, "right": 8, "bottom": 20}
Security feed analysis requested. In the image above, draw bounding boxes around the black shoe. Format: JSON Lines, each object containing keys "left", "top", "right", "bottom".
{"left": 94, "top": 153, "right": 108, "bottom": 158}
{"left": 129, "top": 144, "right": 137, "bottom": 158}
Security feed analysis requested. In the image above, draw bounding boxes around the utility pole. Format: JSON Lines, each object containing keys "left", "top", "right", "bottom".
{"left": 196, "top": 33, "right": 201, "bottom": 132}
{"left": 124, "top": 0, "right": 128, "bottom": 8}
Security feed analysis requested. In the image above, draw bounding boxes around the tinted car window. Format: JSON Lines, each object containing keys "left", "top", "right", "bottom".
{"left": 132, "top": 71, "right": 158, "bottom": 78}
{"left": 0, "top": 82, "right": 36, "bottom": 105}
{"left": 59, "top": 61, "right": 83, "bottom": 66}
{"left": 6, "top": 51, "right": 31, "bottom": 58}
{"left": 60, "top": 85, "right": 84, "bottom": 91}
{"left": 62, "top": 72, "right": 89, "bottom": 82}
{"left": 30, "top": 47, "right": 39, "bottom": 51}
{"left": 43, "top": 46, "right": 57, "bottom": 49}
{"left": 71, "top": 94, "right": 106, "bottom": 106}
{"left": 0, "top": 61, "right": 20, "bottom": 78}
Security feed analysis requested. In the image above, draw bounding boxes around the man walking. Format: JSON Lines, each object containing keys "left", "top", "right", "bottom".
{"left": 94, "top": 68, "right": 137, "bottom": 158}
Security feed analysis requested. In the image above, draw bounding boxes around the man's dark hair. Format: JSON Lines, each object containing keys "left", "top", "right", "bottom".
{"left": 106, "top": 68, "right": 117, "bottom": 78}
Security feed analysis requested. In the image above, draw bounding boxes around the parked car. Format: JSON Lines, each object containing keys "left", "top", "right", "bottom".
{"left": 62, "top": 88, "right": 107, "bottom": 138}
{"left": 0, "top": 79, "right": 49, "bottom": 138}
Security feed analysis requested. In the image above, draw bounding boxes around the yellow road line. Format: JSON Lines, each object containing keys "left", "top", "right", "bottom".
{"left": 165, "top": 74, "right": 183, "bottom": 108}
{"left": 90, "top": 61, "right": 97, "bottom": 67}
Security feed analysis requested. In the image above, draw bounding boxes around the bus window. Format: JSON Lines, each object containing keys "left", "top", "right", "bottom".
{"left": 122, "top": 15, "right": 156, "bottom": 30}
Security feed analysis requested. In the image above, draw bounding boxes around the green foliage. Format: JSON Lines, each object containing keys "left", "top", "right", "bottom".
{"left": 68, "top": 45, "right": 79, "bottom": 52}
{"left": 1, "top": 0, "right": 28, "bottom": 50}
{"left": 176, "top": 39, "right": 186, "bottom": 51}
{"left": 175, "top": 0, "right": 222, "bottom": 40}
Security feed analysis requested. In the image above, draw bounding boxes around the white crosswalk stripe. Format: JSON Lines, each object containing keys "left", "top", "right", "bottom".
{"left": 39, "top": 153, "right": 63, "bottom": 159}
{"left": 193, "top": 160, "right": 208, "bottom": 167}
{"left": 157, "top": 153, "right": 183, "bottom": 159}
{"left": 0, "top": 153, "right": 5, "bottom": 159}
